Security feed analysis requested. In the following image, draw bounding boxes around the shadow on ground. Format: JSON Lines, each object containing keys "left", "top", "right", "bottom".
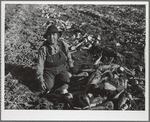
{"left": 5, "top": 63, "right": 39, "bottom": 92}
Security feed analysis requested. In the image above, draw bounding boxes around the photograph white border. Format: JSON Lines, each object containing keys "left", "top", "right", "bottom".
{"left": 1, "top": 1, "right": 149, "bottom": 121}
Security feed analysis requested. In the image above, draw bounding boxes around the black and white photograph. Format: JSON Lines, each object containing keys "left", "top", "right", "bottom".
{"left": 1, "top": 1, "right": 149, "bottom": 121}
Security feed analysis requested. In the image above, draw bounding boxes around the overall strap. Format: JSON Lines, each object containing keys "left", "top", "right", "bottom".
{"left": 44, "top": 41, "right": 67, "bottom": 67}
{"left": 43, "top": 40, "right": 66, "bottom": 55}
{"left": 58, "top": 41, "right": 67, "bottom": 56}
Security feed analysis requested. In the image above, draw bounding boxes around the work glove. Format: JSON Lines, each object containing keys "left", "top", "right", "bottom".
{"left": 70, "top": 67, "right": 78, "bottom": 74}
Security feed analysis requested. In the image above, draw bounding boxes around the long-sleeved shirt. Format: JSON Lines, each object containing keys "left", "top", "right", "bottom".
{"left": 36, "top": 40, "right": 74, "bottom": 82}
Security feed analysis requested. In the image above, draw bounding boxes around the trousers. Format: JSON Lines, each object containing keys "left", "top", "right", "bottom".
{"left": 43, "top": 64, "right": 70, "bottom": 91}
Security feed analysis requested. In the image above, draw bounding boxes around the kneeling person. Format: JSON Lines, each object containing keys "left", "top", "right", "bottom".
{"left": 36, "top": 25, "right": 77, "bottom": 92}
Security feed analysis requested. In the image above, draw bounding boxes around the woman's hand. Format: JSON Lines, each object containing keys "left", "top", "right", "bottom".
{"left": 39, "top": 80, "right": 46, "bottom": 90}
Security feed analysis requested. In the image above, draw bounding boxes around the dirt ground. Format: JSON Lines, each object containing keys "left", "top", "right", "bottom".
{"left": 4, "top": 4, "right": 145, "bottom": 110}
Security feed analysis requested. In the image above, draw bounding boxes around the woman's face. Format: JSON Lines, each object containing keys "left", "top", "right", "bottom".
{"left": 47, "top": 33, "right": 60, "bottom": 45}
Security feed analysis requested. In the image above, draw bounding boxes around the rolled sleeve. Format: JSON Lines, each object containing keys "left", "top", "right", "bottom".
{"left": 36, "top": 46, "right": 46, "bottom": 82}
{"left": 62, "top": 41, "right": 74, "bottom": 68}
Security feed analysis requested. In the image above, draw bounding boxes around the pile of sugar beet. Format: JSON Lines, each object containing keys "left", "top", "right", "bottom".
{"left": 44, "top": 35, "right": 145, "bottom": 110}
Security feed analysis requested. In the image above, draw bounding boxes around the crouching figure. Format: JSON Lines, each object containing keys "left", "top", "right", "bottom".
{"left": 36, "top": 24, "right": 78, "bottom": 92}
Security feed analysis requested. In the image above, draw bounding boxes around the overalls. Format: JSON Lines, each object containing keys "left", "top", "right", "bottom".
{"left": 43, "top": 41, "right": 70, "bottom": 91}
